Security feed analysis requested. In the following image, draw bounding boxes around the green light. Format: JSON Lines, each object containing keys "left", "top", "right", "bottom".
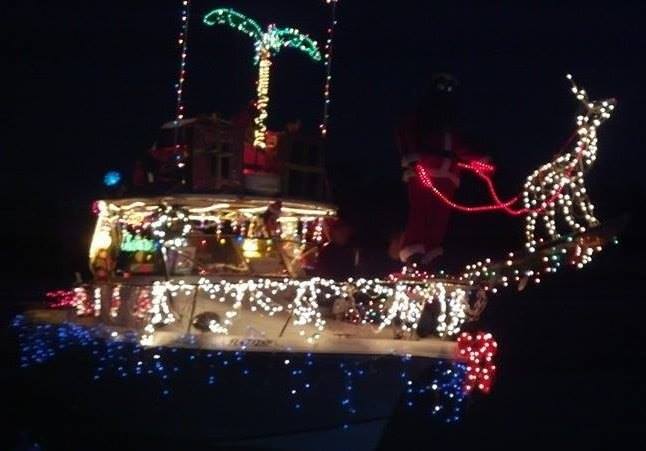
{"left": 203, "top": 8, "right": 321, "bottom": 63}
{"left": 274, "top": 27, "right": 321, "bottom": 61}
{"left": 203, "top": 8, "right": 262, "bottom": 41}
{"left": 121, "top": 231, "right": 157, "bottom": 253}
{"left": 203, "top": 7, "right": 321, "bottom": 149}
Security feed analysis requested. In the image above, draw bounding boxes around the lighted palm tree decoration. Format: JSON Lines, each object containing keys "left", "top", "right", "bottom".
{"left": 204, "top": 8, "right": 322, "bottom": 149}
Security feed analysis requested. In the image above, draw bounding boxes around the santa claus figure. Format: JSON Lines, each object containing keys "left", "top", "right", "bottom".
{"left": 396, "top": 73, "right": 486, "bottom": 269}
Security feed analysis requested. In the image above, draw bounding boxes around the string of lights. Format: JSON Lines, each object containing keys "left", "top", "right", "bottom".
{"left": 416, "top": 155, "right": 571, "bottom": 216}
{"left": 524, "top": 75, "right": 614, "bottom": 252}
{"left": 320, "top": 0, "right": 339, "bottom": 137}
{"left": 415, "top": 76, "right": 615, "bottom": 253}
{"left": 12, "top": 315, "right": 476, "bottom": 423}
{"left": 174, "top": 0, "right": 190, "bottom": 123}
{"left": 53, "top": 247, "right": 618, "bottom": 357}
{"left": 173, "top": 0, "right": 191, "bottom": 180}
{"left": 204, "top": 8, "right": 322, "bottom": 149}
{"left": 82, "top": 199, "right": 618, "bottom": 350}
{"left": 71, "top": 277, "right": 467, "bottom": 344}
{"left": 458, "top": 332, "right": 497, "bottom": 394}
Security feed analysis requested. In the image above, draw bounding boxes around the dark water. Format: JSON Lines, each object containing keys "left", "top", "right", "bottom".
{"left": 3, "top": 221, "right": 645, "bottom": 450}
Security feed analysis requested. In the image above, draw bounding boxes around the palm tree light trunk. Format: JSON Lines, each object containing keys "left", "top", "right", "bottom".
{"left": 253, "top": 47, "right": 272, "bottom": 149}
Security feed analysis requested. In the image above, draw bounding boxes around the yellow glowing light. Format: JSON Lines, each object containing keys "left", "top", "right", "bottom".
{"left": 253, "top": 49, "right": 272, "bottom": 148}
{"left": 242, "top": 238, "right": 262, "bottom": 259}
{"left": 89, "top": 201, "right": 113, "bottom": 263}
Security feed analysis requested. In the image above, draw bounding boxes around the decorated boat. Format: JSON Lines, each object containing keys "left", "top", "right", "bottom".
{"left": 14, "top": 74, "right": 620, "bottom": 449}
{"left": 12, "top": 4, "right": 621, "bottom": 450}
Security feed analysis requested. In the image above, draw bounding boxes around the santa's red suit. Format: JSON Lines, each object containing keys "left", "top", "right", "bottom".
{"left": 396, "top": 118, "right": 481, "bottom": 264}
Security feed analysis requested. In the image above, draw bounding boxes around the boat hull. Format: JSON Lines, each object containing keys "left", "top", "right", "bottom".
{"left": 12, "top": 314, "right": 469, "bottom": 450}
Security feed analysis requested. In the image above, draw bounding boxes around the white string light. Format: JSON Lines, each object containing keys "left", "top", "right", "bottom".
{"left": 523, "top": 75, "right": 615, "bottom": 252}
{"left": 320, "top": 0, "right": 339, "bottom": 137}
{"left": 173, "top": 0, "right": 191, "bottom": 179}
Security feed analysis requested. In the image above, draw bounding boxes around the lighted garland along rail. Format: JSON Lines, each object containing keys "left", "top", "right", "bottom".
{"left": 36, "top": 275, "right": 476, "bottom": 355}
{"left": 80, "top": 200, "right": 623, "bottom": 361}
{"left": 461, "top": 217, "right": 626, "bottom": 291}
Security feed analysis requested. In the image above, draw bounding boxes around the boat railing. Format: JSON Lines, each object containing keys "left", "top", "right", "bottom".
{"left": 67, "top": 273, "right": 481, "bottom": 345}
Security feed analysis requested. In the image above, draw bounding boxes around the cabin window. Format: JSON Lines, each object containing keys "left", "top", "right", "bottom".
{"left": 166, "top": 234, "right": 247, "bottom": 276}
{"left": 115, "top": 249, "right": 165, "bottom": 276}
{"left": 114, "top": 230, "right": 164, "bottom": 276}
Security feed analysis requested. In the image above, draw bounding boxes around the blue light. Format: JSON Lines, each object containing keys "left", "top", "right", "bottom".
{"left": 12, "top": 316, "right": 472, "bottom": 424}
{"left": 103, "top": 170, "right": 122, "bottom": 187}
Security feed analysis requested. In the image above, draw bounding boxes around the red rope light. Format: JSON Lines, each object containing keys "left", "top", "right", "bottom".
{"left": 416, "top": 132, "right": 581, "bottom": 217}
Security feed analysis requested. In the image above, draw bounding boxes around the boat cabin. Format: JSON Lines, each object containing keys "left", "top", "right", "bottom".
{"left": 89, "top": 196, "right": 336, "bottom": 280}
{"left": 133, "top": 114, "right": 328, "bottom": 201}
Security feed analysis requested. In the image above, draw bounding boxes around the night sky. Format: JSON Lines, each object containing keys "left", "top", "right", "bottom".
{"left": 5, "top": 1, "right": 646, "bottom": 449}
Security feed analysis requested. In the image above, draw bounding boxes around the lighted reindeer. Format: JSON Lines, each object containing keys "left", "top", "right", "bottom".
{"left": 523, "top": 75, "right": 616, "bottom": 252}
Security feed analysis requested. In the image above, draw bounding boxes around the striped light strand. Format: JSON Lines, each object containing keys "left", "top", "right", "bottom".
{"left": 320, "top": 0, "right": 339, "bottom": 137}
{"left": 174, "top": 0, "right": 191, "bottom": 177}
{"left": 175, "top": 0, "right": 190, "bottom": 123}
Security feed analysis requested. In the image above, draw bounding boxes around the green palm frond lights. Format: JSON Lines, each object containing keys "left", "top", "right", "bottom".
{"left": 203, "top": 8, "right": 322, "bottom": 63}
{"left": 203, "top": 7, "right": 322, "bottom": 148}
{"left": 203, "top": 8, "right": 263, "bottom": 41}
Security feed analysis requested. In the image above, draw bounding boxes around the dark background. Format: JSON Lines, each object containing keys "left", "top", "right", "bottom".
{"left": 5, "top": 1, "right": 646, "bottom": 449}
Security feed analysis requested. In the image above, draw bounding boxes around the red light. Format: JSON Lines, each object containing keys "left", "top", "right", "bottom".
{"left": 457, "top": 331, "right": 498, "bottom": 394}
{"left": 414, "top": 130, "right": 586, "bottom": 217}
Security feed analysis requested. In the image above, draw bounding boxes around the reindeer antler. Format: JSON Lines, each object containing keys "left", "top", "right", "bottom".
{"left": 566, "top": 73, "right": 588, "bottom": 104}
{"left": 567, "top": 73, "right": 616, "bottom": 120}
